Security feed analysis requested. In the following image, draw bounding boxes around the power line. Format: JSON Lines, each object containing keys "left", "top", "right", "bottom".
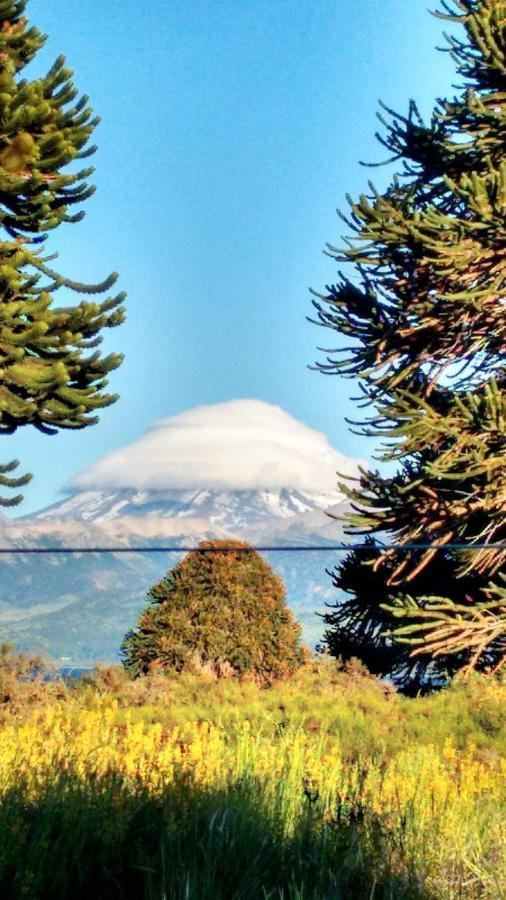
{"left": 0, "top": 543, "right": 504, "bottom": 554}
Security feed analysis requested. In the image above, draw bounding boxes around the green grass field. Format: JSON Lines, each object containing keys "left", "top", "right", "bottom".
{"left": 0, "top": 658, "right": 504, "bottom": 899}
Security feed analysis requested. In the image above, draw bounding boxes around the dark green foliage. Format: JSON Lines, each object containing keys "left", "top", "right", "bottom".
{"left": 0, "top": 0, "right": 125, "bottom": 504}
{"left": 311, "top": 0, "right": 506, "bottom": 688}
{"left": 0, "top": 778, "right": 442, "bottom": 900}
{"left": 0, "top": 458, "right": 30, "bottom": 505}
{"left": 320, "top": 539, "right": 485, "bottom": 692}
{"left": 121, "top": 541, "right": 304, "bottom": 681}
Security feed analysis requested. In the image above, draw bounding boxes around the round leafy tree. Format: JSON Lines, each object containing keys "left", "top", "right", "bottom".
{"left": 121, "top": 540, "right": 303, "bottom": 681}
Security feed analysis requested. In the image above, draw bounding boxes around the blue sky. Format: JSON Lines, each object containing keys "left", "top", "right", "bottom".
{"left": 7, "top": 0, "right": 457, "bottom": 514}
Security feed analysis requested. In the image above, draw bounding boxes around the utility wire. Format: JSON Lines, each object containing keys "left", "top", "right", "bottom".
{"left": 0, "top": 544, "right": 505, "bottom": 554}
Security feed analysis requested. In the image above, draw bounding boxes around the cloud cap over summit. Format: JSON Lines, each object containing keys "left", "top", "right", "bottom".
{"left": 69, "top": 399, "right": 360, "bottom": 494}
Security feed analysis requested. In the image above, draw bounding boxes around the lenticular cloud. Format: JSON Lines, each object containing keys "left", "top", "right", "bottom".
{"left": 69, "top": 399, "right": 359, "bottom": 493}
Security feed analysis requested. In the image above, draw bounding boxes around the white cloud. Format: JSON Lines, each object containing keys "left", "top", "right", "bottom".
{"left": 69, "top": 399, "right": 360, "bottom": 494}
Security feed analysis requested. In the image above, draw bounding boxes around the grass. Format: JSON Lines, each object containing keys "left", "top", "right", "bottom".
{"left": 0, "top": 656, "right": 505, "bottom": 898}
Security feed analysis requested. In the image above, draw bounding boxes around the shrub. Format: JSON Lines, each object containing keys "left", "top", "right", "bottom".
{"left": 121, "top": 540, "right": 303, "bottom": 682}
{"left": 0, "top": 643, "right": 66, "bottom": 718}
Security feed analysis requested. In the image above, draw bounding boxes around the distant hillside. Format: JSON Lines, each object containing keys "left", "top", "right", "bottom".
{"left": 0, "top": 487, "right": 349, "bottom": 664}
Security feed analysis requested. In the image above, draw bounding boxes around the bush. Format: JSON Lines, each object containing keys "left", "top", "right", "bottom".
{"left": 0, "top": 643, "right": 66, "bottom": 719}
{"left": 121, "top": 540, "right": 303, "bottom": 682}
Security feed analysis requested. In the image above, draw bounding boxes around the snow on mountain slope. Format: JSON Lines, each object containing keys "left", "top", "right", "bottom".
{"left": 28, "top": 487, "right": 344, "bottom": 530}
{"left": 15, "top": 487, "right": 347, "bottom": 547}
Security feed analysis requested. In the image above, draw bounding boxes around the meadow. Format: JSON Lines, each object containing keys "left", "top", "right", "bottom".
{"left": 0, "top": 656, "right": 505, "bottom": 899}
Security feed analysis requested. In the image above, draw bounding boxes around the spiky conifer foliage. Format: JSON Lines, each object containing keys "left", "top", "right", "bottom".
{"left": 121, "top": 541, "right": 303, "bottom": 681}
{"left": 311, "top": 0, "right": 506, "bottom": 690}
{"left": 0, "top": 0, "right": 124, "bottom": 504}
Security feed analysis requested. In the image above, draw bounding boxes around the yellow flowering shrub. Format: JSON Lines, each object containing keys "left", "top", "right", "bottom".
{"left": 0, "top": 698, "right": 504, "bottom": 897}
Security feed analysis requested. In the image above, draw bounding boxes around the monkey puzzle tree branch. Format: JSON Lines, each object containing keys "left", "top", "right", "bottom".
{"left": 0, "top": 0, "right": 125, "bottom": 505}
{"left": 315, "top": 0, "right": 506, "bottom": 688}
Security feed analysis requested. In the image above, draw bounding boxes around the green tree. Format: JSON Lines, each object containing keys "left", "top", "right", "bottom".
{"left": 0, "top": 0, "right": 125, "bottom": 505}
{"left": 122, "top": 541, "right": 304, "bottom": 681}
{"left": 311, "top": 0, "right": 505, "bottom": 690}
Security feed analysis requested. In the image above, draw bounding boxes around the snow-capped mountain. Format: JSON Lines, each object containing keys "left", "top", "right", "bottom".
{"left": 8, "top": 486, "right": 349, "bottom": 550}
{"left": 0, "top": 486, "right": 349, "bottom": 664}
{"left": 28, "top": 486, "right": 346, "bottom": 536}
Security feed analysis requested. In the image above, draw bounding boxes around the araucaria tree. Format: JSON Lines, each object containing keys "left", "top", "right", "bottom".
{"left": 311, "top": 0, "right": 506, "bottom": 690}
{"left": 122, "top": 541, "right": 303, "bottom": 682}
{"left": 0, "top": 0, "right": 124, "bottom": 504}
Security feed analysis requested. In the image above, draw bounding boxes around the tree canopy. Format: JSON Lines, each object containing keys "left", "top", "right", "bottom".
{"left": 0, "top": 0, "right": 125, "bottom": 504}
{"left": 122, "top": 541, "right": 303, "bottom": 682}
{"left": 311, "top": 0, "right": 506, "bottom": 690}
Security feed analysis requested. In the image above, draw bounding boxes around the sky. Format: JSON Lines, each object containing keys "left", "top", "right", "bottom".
{"left": 6, "top": 0, "right": 458, "bottom": 514}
